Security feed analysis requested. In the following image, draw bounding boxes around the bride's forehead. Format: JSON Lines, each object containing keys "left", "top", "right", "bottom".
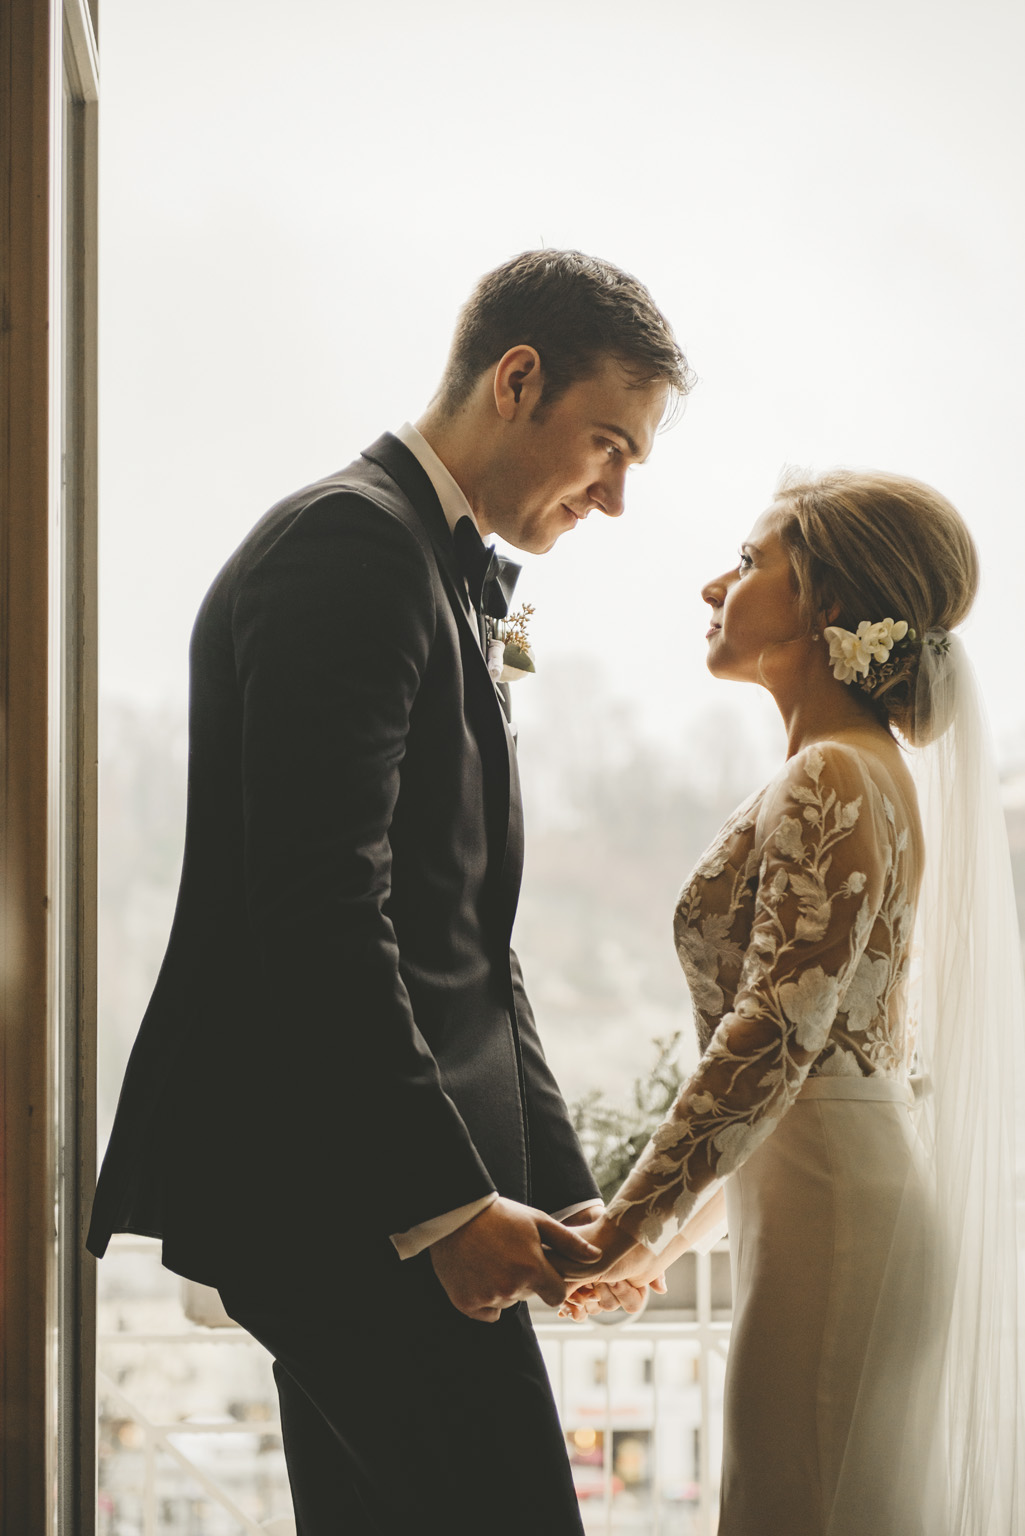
{"left": 745, "top": 505, "right": 785, "bottom": 545}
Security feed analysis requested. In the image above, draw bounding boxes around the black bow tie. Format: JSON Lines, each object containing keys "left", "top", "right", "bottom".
{"left": 452, "top": 515, "right": 520, "bottom": 619}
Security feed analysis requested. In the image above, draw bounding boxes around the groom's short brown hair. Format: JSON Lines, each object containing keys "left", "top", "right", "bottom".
{"left": 436, "top": 249, "right": 693, "bottom": 417}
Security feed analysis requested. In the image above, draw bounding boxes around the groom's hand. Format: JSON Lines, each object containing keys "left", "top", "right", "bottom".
{"left": 429, "top": 1197, "right": 602, "bottom": 1323}
{"left": 549, "top": 1213, "right": 650, "bottom": 1281}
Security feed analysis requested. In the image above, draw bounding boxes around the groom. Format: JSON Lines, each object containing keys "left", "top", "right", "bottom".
{"left": 88, "top": 250, "right": 689, "bottom": 1533}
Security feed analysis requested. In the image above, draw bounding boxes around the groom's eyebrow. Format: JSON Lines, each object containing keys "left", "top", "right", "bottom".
{"left": 595, "top": 422, "right": 647, "bottom": 461}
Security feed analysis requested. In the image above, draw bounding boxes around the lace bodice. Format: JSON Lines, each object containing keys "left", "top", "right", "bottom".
{"left": 606, "top": 741, "right": 922, "bottom": 1249}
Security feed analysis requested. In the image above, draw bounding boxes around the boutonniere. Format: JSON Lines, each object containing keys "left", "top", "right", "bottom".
{"left": 486, "top": 604, "right": 536, "bottom": 683}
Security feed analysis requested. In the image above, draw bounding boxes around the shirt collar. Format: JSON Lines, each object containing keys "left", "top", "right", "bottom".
{"left": 395, "top": 422, "right": 478, "bottom": 538}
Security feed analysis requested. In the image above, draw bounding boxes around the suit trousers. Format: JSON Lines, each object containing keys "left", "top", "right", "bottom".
{"left": 217, "top": 1246, "right": 585, "bottom": 1536}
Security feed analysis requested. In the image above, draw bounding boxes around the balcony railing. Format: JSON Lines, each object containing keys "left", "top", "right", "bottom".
{"left": 98, "top": 1237, "right": 732, "bottom": 1536}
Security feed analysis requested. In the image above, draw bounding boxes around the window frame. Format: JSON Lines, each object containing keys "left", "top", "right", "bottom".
{"left": 0, "top": 1, "right": 98, "bottom": 1531}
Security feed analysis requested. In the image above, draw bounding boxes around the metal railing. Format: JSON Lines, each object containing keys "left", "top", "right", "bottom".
{"left": 98, "top": 1366, "right": 282, "bottom": 1536}
{"left": 98, "top": 1238, "right": 731, "bottom": 1536}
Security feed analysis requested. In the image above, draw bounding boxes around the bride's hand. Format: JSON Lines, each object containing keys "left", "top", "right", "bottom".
{"left": 547, "top": 1214, "right": 643, "bottom": 1282}
{"left": 559, "top": 1271, "right": 668, "bottom": 1321}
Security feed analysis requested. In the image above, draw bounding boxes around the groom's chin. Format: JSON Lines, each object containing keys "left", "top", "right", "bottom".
{"left": 536, "top": 522, "right": 577, "bottom": 555}
{"left": 511, "top": 530, "right": 560, "bottom": 556}
{"left": 528, "top": 506, "right": 584, "bottom": 555}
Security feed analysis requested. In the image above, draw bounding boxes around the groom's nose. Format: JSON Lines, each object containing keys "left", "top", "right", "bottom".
{"left": 589, "top": 464, "right": 627, "bottom": 518}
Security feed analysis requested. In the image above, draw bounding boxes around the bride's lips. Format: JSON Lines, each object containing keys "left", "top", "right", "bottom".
{"left": 706, "top": 620, "right": 722, "bottom": 640}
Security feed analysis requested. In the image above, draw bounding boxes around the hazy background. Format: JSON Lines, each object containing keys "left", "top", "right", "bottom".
{"left": 98, "top": 0, "right": 1025, "bottom": 1121}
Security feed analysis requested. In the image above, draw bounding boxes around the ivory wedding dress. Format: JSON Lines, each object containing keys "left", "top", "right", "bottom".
{"left": 687, "top": 742, "right": 931, "bottom": 1535}
{"left": 606, "top": 644, "right": 1025, "bottom": 1535}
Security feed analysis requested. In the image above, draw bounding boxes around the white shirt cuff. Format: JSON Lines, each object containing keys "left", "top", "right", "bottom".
{"left": 389, "top": 1193, "right": 498, "bottom": 1260}
{"left": 552, "top": 1199, "right": 603, "bottom": 1222}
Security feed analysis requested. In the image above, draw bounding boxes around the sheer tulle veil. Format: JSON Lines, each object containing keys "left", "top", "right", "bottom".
{"left": 906, "top": 632, "right": 1025, "bottom": 1533}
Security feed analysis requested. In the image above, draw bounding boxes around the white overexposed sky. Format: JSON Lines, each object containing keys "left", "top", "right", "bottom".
{"left": 99, "top": 0, "right": 1025, "bottom": 765}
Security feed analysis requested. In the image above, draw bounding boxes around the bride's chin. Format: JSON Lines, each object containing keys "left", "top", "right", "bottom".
{"left": 706, "top": 655, "right": 750, "bottom": 686}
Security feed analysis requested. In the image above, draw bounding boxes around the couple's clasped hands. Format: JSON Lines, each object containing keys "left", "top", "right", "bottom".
{"left": 551, "top": 1210, "right": 668, "bottom": 1320}
{"left": 429, "top": 1196, "right": 665, "bottom": 1324}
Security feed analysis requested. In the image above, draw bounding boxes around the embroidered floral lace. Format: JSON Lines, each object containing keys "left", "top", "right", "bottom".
{"left": 606, "top": 742, "right": 922, "bottom": 1249}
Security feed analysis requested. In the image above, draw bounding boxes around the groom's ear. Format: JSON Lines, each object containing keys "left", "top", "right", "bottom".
{"left": 493, "top": 346, "right": 543, "bottom": 421}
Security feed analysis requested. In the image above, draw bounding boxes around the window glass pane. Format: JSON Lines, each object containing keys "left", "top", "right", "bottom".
{"left": 96, "top": 4, "right": 1023, "bottom": 1534}
{"left": 97, "top": 1240, "right": 290, "bottom": 1535}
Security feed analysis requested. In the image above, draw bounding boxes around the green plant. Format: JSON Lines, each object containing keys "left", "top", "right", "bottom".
{"left": 571, "top": 1033, "right": 684, "bottom": 1203}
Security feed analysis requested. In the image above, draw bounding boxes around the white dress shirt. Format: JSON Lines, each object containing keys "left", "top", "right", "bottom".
{"left": 386, "top": 423, "right": 599, "bottom": 1258}
{"left": 394, "top": 421, "right": 477, "bottom": 539}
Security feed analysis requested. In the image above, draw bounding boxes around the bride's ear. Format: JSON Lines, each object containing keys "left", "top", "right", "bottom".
{"left": 817, "top": 599, "right": 843, "bottom": 630}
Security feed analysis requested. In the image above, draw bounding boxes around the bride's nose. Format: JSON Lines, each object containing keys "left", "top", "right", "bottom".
{"left": 702, "top": 572, "right": 729, "bottom": 606}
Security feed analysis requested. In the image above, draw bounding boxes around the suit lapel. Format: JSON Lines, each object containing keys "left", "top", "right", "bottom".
{"left": 358, "top": 434, "right": 524, "bottom": 937}
{"left": 360, "top": 434, "right": 481, "bottom": 646}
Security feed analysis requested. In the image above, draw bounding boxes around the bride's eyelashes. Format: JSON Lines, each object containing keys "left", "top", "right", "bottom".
{"left": 737, "top": 549, "right": 754, "bottom": 575}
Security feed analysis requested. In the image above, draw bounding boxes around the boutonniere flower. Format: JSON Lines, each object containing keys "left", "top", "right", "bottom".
{"left": 486, "top": 604, "right": 536, "bottom": 683}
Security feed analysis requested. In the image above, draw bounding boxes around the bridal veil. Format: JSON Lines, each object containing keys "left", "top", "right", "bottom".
{"left": 836, "top": 633, "right": 1025, "bottom": 1534}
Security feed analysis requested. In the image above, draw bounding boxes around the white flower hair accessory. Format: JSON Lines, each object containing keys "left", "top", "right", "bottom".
{"left": 823, "top": 618, "right": 909, "bottom": 685}
{"left": 821, "top": 618, "right": 951, "bottom": 699}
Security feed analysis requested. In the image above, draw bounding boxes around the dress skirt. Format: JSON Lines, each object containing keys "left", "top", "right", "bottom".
{"left": 720, "top": 1077, "right": 942, "bottom": 1536}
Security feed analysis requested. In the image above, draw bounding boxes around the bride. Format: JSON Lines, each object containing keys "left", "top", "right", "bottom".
{"left": 560, "top": 469, "right": 1025, "bottom": 1535}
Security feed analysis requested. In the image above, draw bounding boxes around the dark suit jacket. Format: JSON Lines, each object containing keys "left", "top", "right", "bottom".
{"left": 87, "top": 433, "right": 598, "bottom": 1286}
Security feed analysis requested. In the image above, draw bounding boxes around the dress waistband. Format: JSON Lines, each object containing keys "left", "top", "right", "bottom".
{"left": 798, "top": 1075, "right": 917, "bottom": 1106}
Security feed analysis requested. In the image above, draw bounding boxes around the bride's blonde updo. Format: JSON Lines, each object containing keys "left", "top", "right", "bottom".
{"left": 773, "top": 469, "right": 979, "bottom": 745}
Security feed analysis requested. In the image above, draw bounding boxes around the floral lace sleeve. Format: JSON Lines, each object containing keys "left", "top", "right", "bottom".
{"left": 605, "top": 744, "right": 897, "bottom": 1250}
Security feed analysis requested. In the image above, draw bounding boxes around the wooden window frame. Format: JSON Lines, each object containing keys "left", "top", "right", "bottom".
{"left": 1, "top": 1, "right": 98, "bottom": 1531}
